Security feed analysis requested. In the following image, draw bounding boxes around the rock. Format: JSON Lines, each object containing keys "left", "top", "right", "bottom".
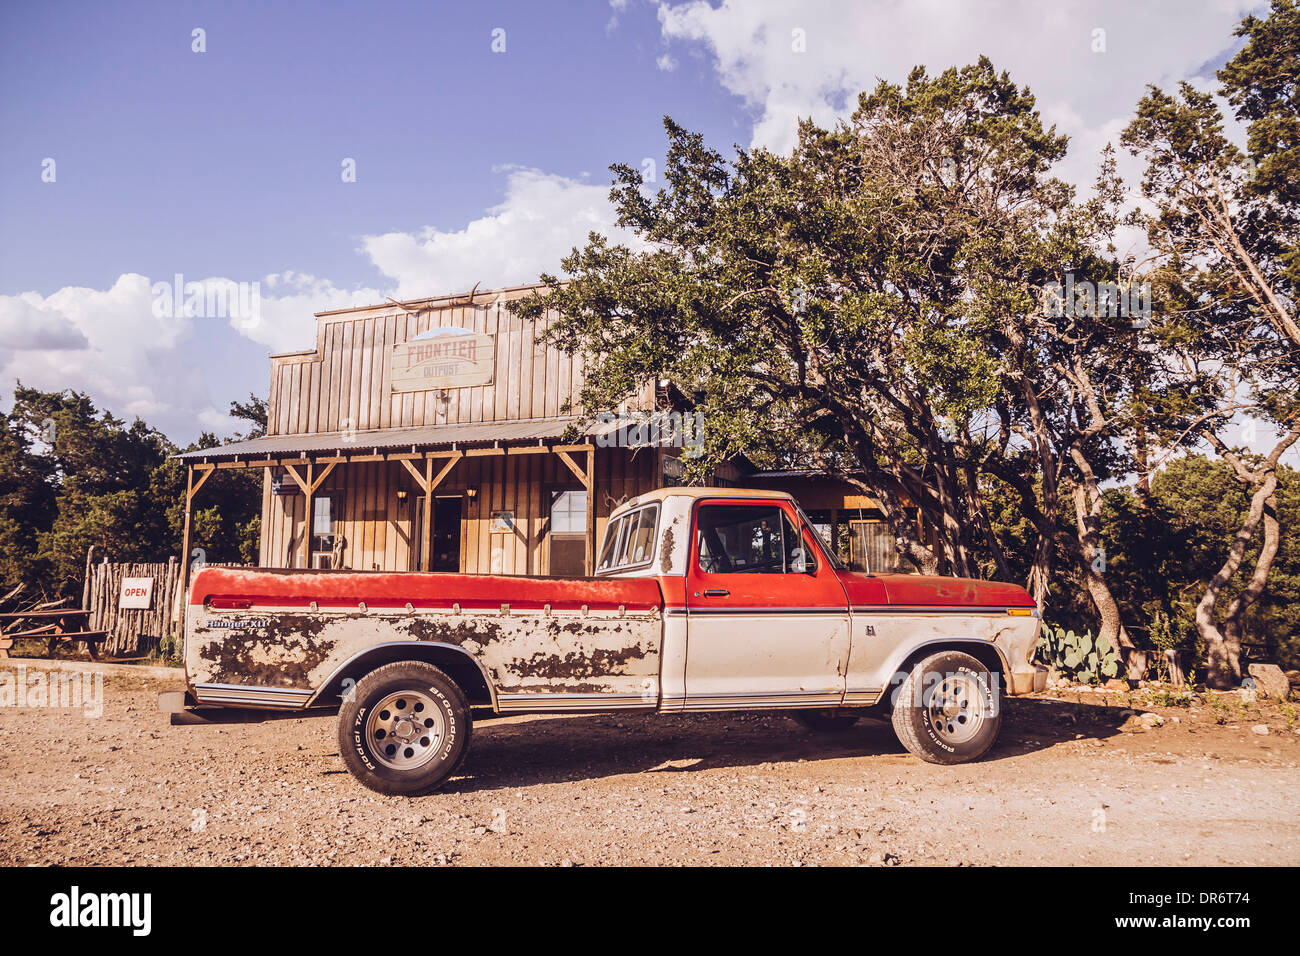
{"left": 1139, "top": 712, "right": 1164, "bottom": 728}
{"left": 1247, "top": 664, "right": 1291, "bottom": 700}
{"left": 1104, "top": 679, "right": 1127, "bottom": 691}
{"left": 1251, "top": 724, "right": 1269, "bottom": 736}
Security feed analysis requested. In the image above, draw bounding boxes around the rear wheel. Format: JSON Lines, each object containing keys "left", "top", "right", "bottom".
{"left": 338, "top": 661, "right": 472, "bottom": 795}
{"left": 890, "top": 651, "right": 1001, "bottom": 764}
{"left": 791, "top": 708, "right": 861, "bottom": 732}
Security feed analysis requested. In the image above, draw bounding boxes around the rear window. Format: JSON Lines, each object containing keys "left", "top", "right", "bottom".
{"left": 597, "top": 504, "right": 660, "bottom": 573}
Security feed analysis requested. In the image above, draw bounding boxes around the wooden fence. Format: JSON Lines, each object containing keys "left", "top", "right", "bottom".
{"left": 80, "top": 556, "right": 251, "bottom": 658}
{"left": 82, "top": 557, "right": 185, "bottom": 657}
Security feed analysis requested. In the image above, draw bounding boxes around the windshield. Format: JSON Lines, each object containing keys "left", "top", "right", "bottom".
{"left": 795, "top": 503, "right": 845, "bottom": 570}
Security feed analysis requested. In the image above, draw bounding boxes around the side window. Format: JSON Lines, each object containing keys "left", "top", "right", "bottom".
{"left": 695, "top": 504, "right": 813, "bottom": 574}
{"left": 618, "top": 508, "right": 658, "bottom": 566}
{"left": 595, "top": 505, "right": 660, "bottom": 573}
{"left": 597, "top": 515, "right": 625, "bottom": 572}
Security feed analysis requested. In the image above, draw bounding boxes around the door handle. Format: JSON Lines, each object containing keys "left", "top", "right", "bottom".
{"left": 703, "top": 589, "right": 730, "bottom": 597}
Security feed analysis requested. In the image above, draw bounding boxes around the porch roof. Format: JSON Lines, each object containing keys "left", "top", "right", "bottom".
{"left": 174, "top": 416, "right": 601, "bottom": 462}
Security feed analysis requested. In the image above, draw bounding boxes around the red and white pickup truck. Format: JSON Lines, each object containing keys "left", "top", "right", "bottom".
{"left": 169, "top": 487, "right": 1046, "bottom": 794}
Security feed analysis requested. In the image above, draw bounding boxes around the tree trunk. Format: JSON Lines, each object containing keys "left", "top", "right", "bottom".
{"left": 1196, "top": 471, "right": 1277, "bottom": 687}
{"left": 1222, "top": 489, "right": 1279, "bottom": 657}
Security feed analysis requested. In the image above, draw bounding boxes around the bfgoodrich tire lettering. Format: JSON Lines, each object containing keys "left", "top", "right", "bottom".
{"left": 337, "top": 661, "right": 472, "bottom": 795}
{"left": 890, "top": 651, "right": 1001, "bottom": 765}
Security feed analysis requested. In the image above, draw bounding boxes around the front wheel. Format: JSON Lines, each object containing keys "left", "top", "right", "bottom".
{"left": 338, "top": 661, "right": 472, "bottom": 795}
{"left": 890, "top": 651, "right": 1001, "bottom": 764}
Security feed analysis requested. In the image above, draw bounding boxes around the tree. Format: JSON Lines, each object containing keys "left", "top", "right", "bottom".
{"left": 0, "top": 413, "right": 56, "bottom": 594}
{"left": 229, "top": 393, "right": 268, "bottom": 439}
{"left": 0, "top": 385, "right": 265, "bottom": 600}
{"left": 515, "top": 59, "right": 1150, "bottom": 661}
{"left": 1122, "top": 0, "right": 1300, "bottom": 684}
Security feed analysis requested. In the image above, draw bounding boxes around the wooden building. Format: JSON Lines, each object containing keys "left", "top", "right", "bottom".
{"left": 176, "top": 283, "right": 912, "bottom": 583}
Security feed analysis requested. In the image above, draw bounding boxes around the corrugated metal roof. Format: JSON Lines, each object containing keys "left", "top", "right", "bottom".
{"left": 173, "top": 417, "right": 589, "bottom": 461}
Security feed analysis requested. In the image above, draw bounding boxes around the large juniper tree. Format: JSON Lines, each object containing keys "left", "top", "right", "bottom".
{"left": 514, "top": 58, "right": 1154, "bottom": 660}
{"left": 1122, "top": 0, "right": 1300, "bottom": 684}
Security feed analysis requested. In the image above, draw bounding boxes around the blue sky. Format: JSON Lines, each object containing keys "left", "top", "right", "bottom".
{"left": 0, "top": 0, "right": 1266, "bottom": 444}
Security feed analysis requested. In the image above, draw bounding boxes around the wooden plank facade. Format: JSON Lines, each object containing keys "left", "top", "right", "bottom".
{"left": 181, "top": 285, "right": 668, "bottom": 581}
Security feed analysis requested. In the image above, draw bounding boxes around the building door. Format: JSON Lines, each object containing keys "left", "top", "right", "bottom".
{"left": 432, "top": 496, "right": 462, "bottom": 572}
{"left": 684, "top": 500, "right": 851, "bottom": 708}
{"left": 412, "top": 495, "right": 462, "bottom": 572}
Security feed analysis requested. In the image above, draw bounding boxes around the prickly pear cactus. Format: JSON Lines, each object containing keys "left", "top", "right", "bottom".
{"left": 1037, "top": 623, "right": 1120, "bottom": 683}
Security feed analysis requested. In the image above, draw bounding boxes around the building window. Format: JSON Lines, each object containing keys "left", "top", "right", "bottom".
{"left": 548, "top": 489, "right": 587, "bottom": 576}
{"left": 311, "top": 496, "right": 339, "bottom": 569}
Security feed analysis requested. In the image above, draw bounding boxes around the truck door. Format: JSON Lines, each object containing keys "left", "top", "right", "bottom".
{"left": 684, "top": 499, "right": 851, "bottom": 709}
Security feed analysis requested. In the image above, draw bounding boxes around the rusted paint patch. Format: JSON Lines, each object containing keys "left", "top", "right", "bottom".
{"left": 193, "top": 613, "right": 337, "bottom": 687}
{"left": 187, "top": 606, "right": 662, "bottom": 700}
{"left": 659, "top": 522, "right": 676, "bottom": 573}
{"left": 513, "top": 643, "right": 649, "bottom": 680}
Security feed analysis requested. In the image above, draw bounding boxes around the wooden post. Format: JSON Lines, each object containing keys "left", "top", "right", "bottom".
{"left": 180, "top": 465, "right": 194, "bottom": 592}
{"left": 421, "top": 457, "right": 433, "bottom": 572}
{"left": 400, "top": 452, "right": 462, "bottom": 573}
{"left": 585, "top": 448, "right": 596, "bottom": 575}
{"left": 301, "top": 462, "right": 314, "bottom": 569}
{"left": 180, "top": 463, "right": 215, "bottom": 600}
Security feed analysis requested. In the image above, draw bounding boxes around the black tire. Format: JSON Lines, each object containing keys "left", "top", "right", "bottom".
{"left": 338, "top": 661, "right": 472, "bottom": 795}
{"left": 890, "top": 651, "right": 1001, "bottom": 764}
{"left": 791, "top": 708, "right": 862, "bottom": 732}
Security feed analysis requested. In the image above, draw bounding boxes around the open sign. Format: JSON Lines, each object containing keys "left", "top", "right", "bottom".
{"left": 119, "top": 577, "right": 155, "bottom": 609}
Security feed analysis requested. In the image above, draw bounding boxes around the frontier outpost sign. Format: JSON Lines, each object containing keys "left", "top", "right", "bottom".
{"left": 392, "top": 327, "right": 495, "bottom": 392}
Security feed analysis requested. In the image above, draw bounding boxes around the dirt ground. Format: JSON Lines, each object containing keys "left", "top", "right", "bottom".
{"left": 1, "top": 668, "right": 1297, "bottom": 866}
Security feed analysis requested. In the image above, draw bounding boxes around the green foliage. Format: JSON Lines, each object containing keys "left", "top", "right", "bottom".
{"left": 0, "top": 385, "right": 262, "bottom": 602}
{"left": 1038, "top": 623, "right": 1121, "bottom": 684}
{"left": 1145, "top": 685, "right": 1195, "bottom": 707}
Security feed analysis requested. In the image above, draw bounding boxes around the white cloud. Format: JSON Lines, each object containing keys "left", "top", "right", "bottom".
{"left": 361, "top": 166, "right": 644, "bottom": 300}
{"left": 0, "top": 271, "right": 386, "bottom": 441}
{"left": 0, "top": 273, "right": 205, "bottom": 434}
{"left": 244, "top": 271, "right": 385, "bottom": 354}
{"left": 655, "top": 0, "right": 1264, "bottom": 185}
{"left": 0, "top": 295, "right": 88, "bottom": 351}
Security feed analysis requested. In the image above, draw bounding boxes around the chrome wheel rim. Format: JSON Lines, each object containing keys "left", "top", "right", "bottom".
{"left": 923, "top": 673, "right": 985, "bottom": 745}
{"left": 365, "top": 690, "right": 446, "bottom": 771}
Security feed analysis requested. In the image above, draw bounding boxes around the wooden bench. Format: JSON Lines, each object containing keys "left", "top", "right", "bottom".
{"left": 0, "top": 610, "right": 104, "bottom": 660}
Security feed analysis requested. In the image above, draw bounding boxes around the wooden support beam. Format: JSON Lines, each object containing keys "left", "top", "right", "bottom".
{"left": 309, "top": 460, "right": 338, "bottom": 494}
{"left": 555, "top": 450, "right": 590, "bottom": 488}
{"left": 180, "top": 463, "right": 215, "bottom": 605}
{"left": 421, "top": 458, "right": 433, "bottom": 572}
{"left": 427, "top": 452, "right": 462, "bottom": 492}
{"left": 188, "top": 464, "right": 216, "bottom": 502}
{"left": 585, "top": 448, "right": 596, "bottom": 575}
{"left": 299, "top": 462, "right": 315, "bottom": 569}
{"left": 399, "top": 457, "right": 427, "bottom": 491}
{"left": 465, "top": 447, "right": 505, "bottom": 457}
{"left": 282, "top": 463, "right": 311, "bottom": 495}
